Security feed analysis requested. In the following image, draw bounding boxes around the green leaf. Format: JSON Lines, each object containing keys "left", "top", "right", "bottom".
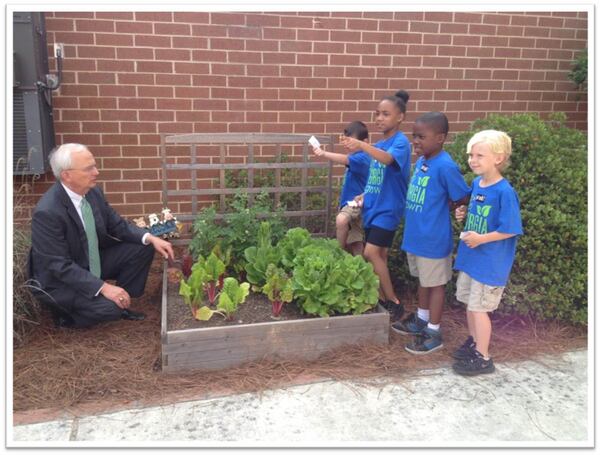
{"left": 482, "top": 205, "right": 492, "bottom": 217}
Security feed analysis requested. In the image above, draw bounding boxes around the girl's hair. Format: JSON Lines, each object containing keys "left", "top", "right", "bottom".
{"left": 467, "top": 130, "right": 512, "bottom": 171}
{"left": 381, "top": 90, "right": 410, "bottom": 114}
{"left": 343, "top": 120, "right": 369, "bottom": 141}
{"left": 415, "top": 111, "right": 449, "bottom": 135}
{"left": 49, "top": 143, "right": 89, "bottom": 180}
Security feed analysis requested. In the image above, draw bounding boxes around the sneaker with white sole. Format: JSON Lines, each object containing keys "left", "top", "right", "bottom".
{"left": 391, "top": 312, "right": 428, "bottom": 335}
{"left": 405, "top": 327, "right": 443, "bottom": 355}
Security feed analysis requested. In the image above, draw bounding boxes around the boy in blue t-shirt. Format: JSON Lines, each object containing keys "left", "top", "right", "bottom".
{"left": 452, "top": 130, "right": 523, "bottom": 376}
{"left": 312, "top": 121, "right": 371, "bottom": 255}
{"left": 393, "top": 112, "right": 471, "bottom": 355}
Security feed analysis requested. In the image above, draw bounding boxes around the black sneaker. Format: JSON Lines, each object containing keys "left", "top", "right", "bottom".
{"left": 392, "top": 312, "right": 428, "bottom": 335}
{"left": 452, "top": 336, "right": 477, "bottom": 361}
{"left": 377, "top": 299, "right": 389, "bottom": 310}
{"left": 386, "top": 301, "right": 404, "bottom": 322}
{"left": 452, "top": 351, "right": 495, "bottom": 376}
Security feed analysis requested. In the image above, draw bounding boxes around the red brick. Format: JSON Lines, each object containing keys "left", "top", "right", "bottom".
{"left": 121, "top": 122, "right": 157, "bottom": 133}
{"left": 80, "top": 97, "right": 117, "bottom": 109}
{"left": 362, "top": 55, "right": 392, "bottom": 66}
{"left": 378, "top": 44, "right": 408, "bottom": 55}
{"left": 469, "top": 24, "right": 497, "bottom": 35}
{"left": 54, "top": 12, "right": 94, "bottom": 19}
{"left": 155, "top": 23, "right": 191, "bottom": 36}
{"left": 61, "top": 84, "right": 98, "bottom": 97}
{"left": 99, "top": 85, "right": 136, "bottom": 97}
{"left": 101, "top": 110, "right": 137, "bottom": 121}
{"left": 97, "top": 60, "right": 134, "bottom": 72}
{"left": 227, "top": 26, "right": 262, "bottom": 39}
{"left": 464, "top": 69, "right": 492, "bottom": 79}
{"left": 455, "top": 12, "right": 483, "bottom": 23}
{"left": 75, "top": 19, "right": 114, "bottom": 32}
{"left": 423, "top": 34, "right": 451, "bottom": 45}
{"left": 117, "top": 73, "right": 153, "bottom": 85}
{"left": 118, "top": 98, "right": 155, "bottom": 109}
{"left": 247, "top": 64, "right": 280, "bottom": 77}
{"left": 263, "top": 77, "right": 295, "bottom": 88}
{"left": 263, "top": 100, "right": 294, "bottom": 110}
{"left": 282, "top": 65, "right": 312, "bottom": 77}
{"left": 331, "top": 30, "right": 362, "bottom": 42}
{"left": 394, "top": 12, "right": 424, "bottom": 21}
{"left": 137, "top": 61, "right": 173, "bottom": 73}
{"left": 561, "top": 39, "right": 587, "bottom": 50}
{"left": 379, "top": 20, "right": 409, "bottom": 32}
{"left": 279, "top": 88, "right": 311, "bottom": 99}
{"left": 155, "top": 48, "right": 190, "bottom": 61}
{"left": 246, "top": 13, "right": 280, "bottom": 27}
{"left": 419, "top": 79, "right": 448, "bottom": 90}
{"left": 408, "top": 45, "right": 437, "bottom": 56}
{"left": 102, "top": 134, "right": 139, "bottom": 145}
{"left": 510, "top": 14, "right": 538, "bottom": 26}
{"left": 191, "top": 24, "right": 228, "bottom": 37}
{"left": 297, "top": 29, "right": 329, "bottom": 41}
{"left": 509, "top": 37, "right": 536, "bottom": 48}
{"left": 173, "top": 62, "right": 209, "bottom": 74}
{"left": 173, "top": 12, "right": 209, "bottom": 23}
{"left": 191, "top": 50, "right": 227, "bottom": 62}
{"left": 440, "top": 23, "right": 468, "bottom": 34}
{"left": 246, "top": 89, "right": 279, "bottom": 100}
{"left": 137, "top": 86, "right": 174, "bottom": 97}
{"left": 410, "top": 21, "right": 439, "bottom": 33}
{"left": 246, "top": 40, "right": 279, "bottom": 52}
{"left": 76, "top": 45, "right": 115, "bottom": 59}
{"left": 296, "top": 100, "right": 327, "bottom": 110}
{"left": 191, "top": 99, "right": 227, "bottom": 110}
{"left": 225, "top": 51, "right": 259, "bottom": 64}
{"left": 280, "top": 16, "right": 314, "bottom": 28}
{"left": 211, "top": 87, "right": 245, "bottom": 99}
{"left": 116, "top": 47, "right": 153, "bottom": 60}
{"left": 548, "top": 49, "right": 575, "bottom": 60}
{"left": 483, "top": 14, "right": 511, "bottom": 25}
{"left": 347, "top": 18, "right": 379, "bottom": 30}
{"left": 346, "top": 43, "right": 377, "bottom": 54}
{"left": 422, "top": 56, "right": 451, "bottom": 67}
{"left": 263, "top": 52, "right": 296, "bottom": 64}
{"left": 46, "top": 18, "right": 75, "bottom": 31}
{"left": 347, "top": 67, "right": 375, "bottom": 78}
{"left": 440, "top": 46, "right": 468, "bottom": 57}
{"left": 503, "top": 80, "right": 529, "bottom": 90}
{"left": 115, "top": 21, "right": 152, "bottom": 34}
{"left": 263, "top": 27, "right": 296, "bottom": 40}
{"left": 449, "top": 80, "right": 477, "bottom": 90}
{"left": 135, "top": 35, "right": 172, "bottom": 48}
{"left": 134, "top": 12, "right": 173, "bottom": 22}
{"left": 156, "top": 74, "right": 192, "bottom": 86}
{"left": 328, "top": 78, "right": 358, "bottom": 89}
{"left": 392, "top": 32, "right": 423, "bottom": 44}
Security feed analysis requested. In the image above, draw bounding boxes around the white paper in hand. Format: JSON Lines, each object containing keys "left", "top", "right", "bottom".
{"left": 308, "top": 136, "right": 320, "bottom": 148}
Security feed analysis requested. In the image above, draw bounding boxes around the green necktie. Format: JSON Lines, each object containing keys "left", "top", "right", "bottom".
{"left": 81, "top": 197, "right": 101, "bottom": 278}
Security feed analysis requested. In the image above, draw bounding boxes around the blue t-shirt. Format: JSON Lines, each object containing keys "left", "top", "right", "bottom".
{"left": 401, "top": 151, "right": 471, "bottom": 258}
{"left": 454, "top": 177, "right": 523, "bottom": 286}
{"left": 338, "top": 151, "right": 371, "bottom": 209}
{"left": 362, "top": 131, "right": 411, "bottom": 231}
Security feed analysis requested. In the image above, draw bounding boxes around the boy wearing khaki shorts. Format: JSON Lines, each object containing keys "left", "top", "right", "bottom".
{"left": 312, "top": 121, "right": 371, "bottom": 256}
{"left": 452, "top": 130, "right": 523, "bottom": 376}
{"left": 393, "top": 112, "right": 470, "bottom": 355}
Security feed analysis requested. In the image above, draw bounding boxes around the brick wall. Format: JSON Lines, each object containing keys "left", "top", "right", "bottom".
{"left": 14, "top": 11, "right": 588, "bottom": 221}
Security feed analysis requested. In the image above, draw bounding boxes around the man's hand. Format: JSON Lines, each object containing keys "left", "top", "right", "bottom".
{"left": 100, "top": 282, "right": 131, "bottom": 309}
{"left": 147, "top": 234, "right": 175, "bottom": 261}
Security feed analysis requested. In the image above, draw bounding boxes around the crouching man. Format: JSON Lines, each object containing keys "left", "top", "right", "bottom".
{"left": 27, "top": 143, "right": 175, "bottom": 328}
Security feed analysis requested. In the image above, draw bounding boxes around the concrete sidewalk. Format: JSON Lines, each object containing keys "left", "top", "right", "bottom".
{"left": 10, "top": 350, "right": 590, "bottom": 447}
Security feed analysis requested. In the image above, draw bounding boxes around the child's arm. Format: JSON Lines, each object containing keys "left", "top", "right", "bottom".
{"left": 461, "top": 231, "right": 516, "bottom": 249}
{"left": 339, "top": 136, "right": 394, "bottom": 166}
{"left": 312, "top": 146, "right": 350, "bottom": 165}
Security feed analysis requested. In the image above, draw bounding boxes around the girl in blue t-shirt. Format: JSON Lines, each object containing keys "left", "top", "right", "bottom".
{"left": 452, "top": 130, "right": 523, "bottom": 377}
{"left": 340, "top": 90, "right": 412, "bottom": 321}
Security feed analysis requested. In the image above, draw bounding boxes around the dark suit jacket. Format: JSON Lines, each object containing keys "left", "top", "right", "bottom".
{"left": 28, "top": 182, "right": 148, "bottom": 300}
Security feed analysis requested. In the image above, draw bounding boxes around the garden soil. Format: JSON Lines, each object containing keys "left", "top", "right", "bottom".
{"left": 12, "top": 257, "right": 587, "bottom": 424}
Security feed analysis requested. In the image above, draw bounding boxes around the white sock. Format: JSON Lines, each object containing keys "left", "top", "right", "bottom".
{"left": 427, "top": 322, "right": 440, "bottom": 331}
{"left": 417, "top": 308, "right": 430, "bottom": 321}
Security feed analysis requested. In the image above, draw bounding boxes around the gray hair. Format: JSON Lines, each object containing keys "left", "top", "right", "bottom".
{"left": 49, "top": 143, "right": 89, "bottom": 180}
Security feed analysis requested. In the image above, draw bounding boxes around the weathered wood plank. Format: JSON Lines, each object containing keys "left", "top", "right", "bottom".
{"left": 163, "top": 324, "right": 388, "bottom": 355}
{"left": 164, "top": 162, "right": 329, "bottom": 171}
{"left": 166, "top": 186, "right": 329, "bottom": 197}
{"left": 165, "top": 133, "right": 333, "bottom": 145}
{"left": 165, "top": 311, "right": 388, "bottom": 345}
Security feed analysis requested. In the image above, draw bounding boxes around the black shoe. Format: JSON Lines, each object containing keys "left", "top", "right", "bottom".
{"left": 378, "top": 299, "right": 389, "bottom": 310}
{"left": 405, "top": 327, "right": 444, "bottom": 355}
{"left": 452, "top": 351, "right": 495, "bottom": 376}
{"left": 54, "top": 315, "right": 75, "bottom": 328}
{"left": 452, "top": 336, "right": 477, "bottom": 360}
{"left": 386, "top": 301, "right": 404, "bottom": 322}
{"left": 121, "top": 309, "right": 146, "bottom": 321}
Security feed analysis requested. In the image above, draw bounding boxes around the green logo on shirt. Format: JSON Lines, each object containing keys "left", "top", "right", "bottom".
{"left": 406, "top": 174, "right": 430, "bottom": 213}
{"left": 465, "top": 204, "right": 492, "bottom": 234}
{"left": 365, "top": 162, "right": 384, "bottom": 195}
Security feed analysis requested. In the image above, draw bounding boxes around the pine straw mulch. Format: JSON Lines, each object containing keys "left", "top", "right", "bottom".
{"left": 13, "top": 260, "right": 587, "bottom": 424}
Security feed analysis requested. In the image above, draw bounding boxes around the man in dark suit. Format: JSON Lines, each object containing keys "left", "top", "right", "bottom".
{"left": 28, "top": 143, "right": 175, "bottom": 328}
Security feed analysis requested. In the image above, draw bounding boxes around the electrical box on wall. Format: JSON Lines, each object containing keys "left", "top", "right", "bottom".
{"left": 13, "top": 12, "right": 56, "bottom": 175}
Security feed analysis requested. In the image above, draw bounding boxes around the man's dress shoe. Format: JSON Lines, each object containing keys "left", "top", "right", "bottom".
{"left": 121, "top": 309, "right": 146, "bottom": 321}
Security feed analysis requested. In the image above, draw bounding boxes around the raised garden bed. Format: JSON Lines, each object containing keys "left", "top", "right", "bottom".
{"left": 160, "top": 263, "right": 390, "bottom": 373}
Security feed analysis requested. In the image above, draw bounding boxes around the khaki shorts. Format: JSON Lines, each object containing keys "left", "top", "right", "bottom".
{"left": 338, "top": 205, "right": 364, "bottom": 244}
{"left": 407, "top": 253, "right": 452, "bottom": 287}
{"left": 455, "top": 271, "right": 505, "bottom": 312}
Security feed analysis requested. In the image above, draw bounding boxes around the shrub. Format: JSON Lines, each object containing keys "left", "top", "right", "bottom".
{"left": 444, "top": 113, "right": 587, "bottom": 324}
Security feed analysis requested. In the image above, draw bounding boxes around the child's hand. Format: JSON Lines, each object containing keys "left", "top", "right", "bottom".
{"left": 339, "top": 135, "right": 362, "bottom": 152}
{"left": 460, "top": 231, "right": 484, "bottom": 248}
{"left": 455, "top": 205, "right": 467, "bottom": 222}
{"left": 312, "top": 146, "right": 326, "bottom": 157}
{"left": 354, "top": 194, "right": 364, "bottom": 208}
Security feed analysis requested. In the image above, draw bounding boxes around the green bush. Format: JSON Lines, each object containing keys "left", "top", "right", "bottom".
{"left": 444, "top": 112, "right": 587, "bottom": 324}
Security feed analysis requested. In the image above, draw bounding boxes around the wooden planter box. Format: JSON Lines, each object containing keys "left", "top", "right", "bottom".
{"left": 160, "top": 264, "right": 390, "bottom": 373}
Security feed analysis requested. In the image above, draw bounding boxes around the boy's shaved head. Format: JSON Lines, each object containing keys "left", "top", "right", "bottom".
{"left": 414, "top": 112, "right": 449, "bottom": 136}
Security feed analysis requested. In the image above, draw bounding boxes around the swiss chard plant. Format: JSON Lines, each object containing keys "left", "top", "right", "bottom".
{"left": 178, "top": 264, "right": 207, "bottom": 319}
{"left": 262, "top": 264, "right": 293, "bottom": 318}
{"left": 276, "top": 227, "right": 313, "bottom": 272}
{"left": 192, "top": 252, "right": 226, "bottom": 306}
{"left": 244, "top": 221, "right": 282, "bottom": 290}
{"left": 216, "top": 277, "right": 250, "bottom": 321}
